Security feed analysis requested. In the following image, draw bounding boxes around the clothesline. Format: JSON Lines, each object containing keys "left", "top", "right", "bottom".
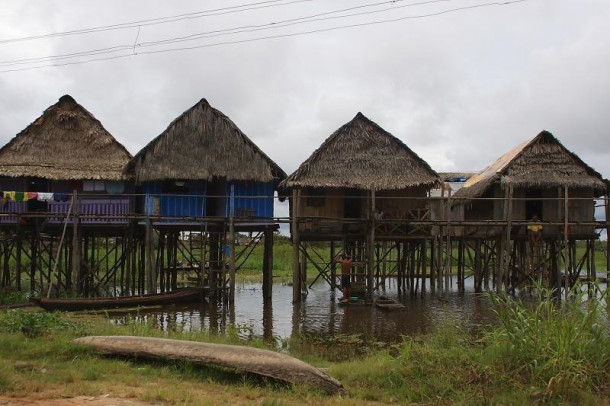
{"left": 1, "top": 191, "right": 71, "bottom": 203}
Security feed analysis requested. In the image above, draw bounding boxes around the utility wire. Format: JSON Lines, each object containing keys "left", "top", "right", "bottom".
{"left": 0, "top": 0, "right": 530, "bottom": 74}
{"left": 0, "top": 0, "right": 313, "bottom": 45}
{"left": 0, "top": 0, "right": 454, "bottom": 66}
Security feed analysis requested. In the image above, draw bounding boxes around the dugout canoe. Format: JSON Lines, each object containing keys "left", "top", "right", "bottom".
{"left": 73, "top": 336, "right": 344, "bottom": 394}
{"left": 31, "top": 287, "right": 205, "bottom": 311}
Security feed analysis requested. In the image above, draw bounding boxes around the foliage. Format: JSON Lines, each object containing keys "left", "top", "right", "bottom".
{"left": 485, "top": 284, "right": 610, "bottom": 400}
{"left": 0, "top": 309, "right": 87, "bottom": 338}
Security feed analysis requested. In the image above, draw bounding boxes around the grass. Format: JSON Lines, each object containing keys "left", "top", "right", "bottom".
{"left": 1, "top": 285, "right": 610, "bottom": 405}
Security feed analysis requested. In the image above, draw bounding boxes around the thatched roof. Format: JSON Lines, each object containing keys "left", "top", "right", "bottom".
{"left": 0, "top": 95, "right": 132, "bottom": 180}
{"left": 280, "top": 112, "right": 441, "bottom": 191}
{"left": 453, "top": 130, "right": 606, "bottom": 201}
{"left": 125, "top": 98, "right": 286, "bottom": 184}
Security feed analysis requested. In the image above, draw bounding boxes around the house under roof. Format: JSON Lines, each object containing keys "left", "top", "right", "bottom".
{"left": 124, "top": 98, "right": 286, "bottom": 184}
{"left": 280, "top": 112, "right": 440, "bottom": 191}
{"left": 453, "top": 130, "right": 606, "bottom": 202}
{"left": 0, "top": 95, "right": 132, "bottom": 180}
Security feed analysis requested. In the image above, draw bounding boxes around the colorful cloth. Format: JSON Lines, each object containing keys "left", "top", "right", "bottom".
{"left": 3, "top": 191, "right": 15, "bottom": 201}
{"left": 27, "top": 192, "right": 38, "bottom": 200}
{"left": 527, "top": 223, "right": 542, "bottom": 233}
{"left": 14, "top": 191, "right": 25, "bottom": 202}
{"left": 43, "top": 193, "right": 54, "bottom": 202}
{"left": 38, "top": 192, "right": 54, "bottom": 202}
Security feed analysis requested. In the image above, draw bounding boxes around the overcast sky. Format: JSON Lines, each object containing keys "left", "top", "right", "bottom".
{"left": 0, "top": 0, "right": 609, "bottom": 181}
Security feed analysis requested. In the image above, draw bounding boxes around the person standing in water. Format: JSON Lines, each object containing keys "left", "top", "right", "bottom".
{"left": 334, "top": 253, "right": 353, "bottom": 303}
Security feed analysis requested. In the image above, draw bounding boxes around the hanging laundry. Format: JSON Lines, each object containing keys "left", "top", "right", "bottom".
{"left": 27, "top": 192, "right": 38, "bottom": 200}
{"left": 3, "top": 191, "right": 15, "bottom": 201}
{"left": 14, "top": 192, "right": 26, "bottom": 202}
{"left": 38, "top": 192, "right": 54, "bottom": 202}
{"left": 53, "top": 193, "right": 70, "bottom": 202}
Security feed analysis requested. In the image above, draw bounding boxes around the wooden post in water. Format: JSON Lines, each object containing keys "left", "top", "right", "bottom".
{"left": 229, "top": 216, "right": 236, "bottom": 303}
{"left": 292, "top": 189, "right": 301, "bottom": 302}
{"left": 367, "top": 190, "right": 375, "bottom": 298}
{"left": 330, "top": 241, "right": 336, "bottom": 290}
{"left": 262, "top": 226, "right": 273, "bottom": 300}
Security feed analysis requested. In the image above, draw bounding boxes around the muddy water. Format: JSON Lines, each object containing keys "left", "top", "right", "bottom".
{"left": 108, "top": 278, "right": 498, "bottom": 342}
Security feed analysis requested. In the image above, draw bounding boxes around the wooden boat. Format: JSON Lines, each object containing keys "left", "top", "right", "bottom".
{"left": 30, "top": 287, "right": 205, "bottom": 311}
{"left": 73, "top": 336, "right": 344, "bottom": 394}
{"left": 375, "top": 296, "right": 405, "bottom": 311}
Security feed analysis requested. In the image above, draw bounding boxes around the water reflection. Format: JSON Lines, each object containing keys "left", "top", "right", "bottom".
{"left": 108, "top": 277, "right": 499, "bottom": 342}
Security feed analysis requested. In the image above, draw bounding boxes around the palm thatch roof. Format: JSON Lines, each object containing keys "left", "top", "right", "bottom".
{"left": 0, "top": 95, "right": 132, "bottom": 180}
{"left": 124, "top": 98, "right": 286, "bottom": 184}
{"left": 280, "top": 112, "right": 441, "bottom": 191}
{"left": 453, "top": 130, "right": 606, "bottom": 201}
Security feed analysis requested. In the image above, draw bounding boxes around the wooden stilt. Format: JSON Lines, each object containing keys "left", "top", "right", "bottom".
{"left": 367, "top": 190, "right": 375, "bottom": 298}
{"left": 564, "top": 186, "right": 569, "bottom": 299}
{"left": 262, "top": 226, "right": 273, "bottom": 301}
{"left": 229, "top": 217, "right": 236, "bottom": 303}
{"left": 292, "top": 189, "right": 301, "bottom": 302}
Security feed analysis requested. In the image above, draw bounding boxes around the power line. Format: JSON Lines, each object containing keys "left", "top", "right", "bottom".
{"left": 0, "top": 0, "right": 454, "bottom": 66}
{"left": 0, "top": 0, "right": 314, "bottom": 45}
{"left": 0, "top": 0, "right": 530, "bottom": 74}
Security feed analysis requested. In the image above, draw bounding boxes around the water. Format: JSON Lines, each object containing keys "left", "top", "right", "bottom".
{"left": 108, "top": 278, "right": 498, "bottom": 342}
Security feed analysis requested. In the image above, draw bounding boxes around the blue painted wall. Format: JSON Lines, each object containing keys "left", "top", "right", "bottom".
{"left": 227, "top": 181, "right": 274, "bottom": 218}
{"left": 141, "top": 181, "right": 206, "bottom": 218}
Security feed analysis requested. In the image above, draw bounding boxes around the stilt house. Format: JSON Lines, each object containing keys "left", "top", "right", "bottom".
{"left": 0, "top": 95, "right": 133, "bottom": 225}
{"left": 124, "top": 98, "right": 286, "bottom": 224}
{"left": 280, "top": 112, "right": 441, "bottom": 238}
{"left": 452, "top": 130, "right": 606, "bottom": 238}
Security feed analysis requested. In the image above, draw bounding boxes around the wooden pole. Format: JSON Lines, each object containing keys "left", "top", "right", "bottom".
{"left": 291, "top": 189, "right": 301, "bottom": 302}
{"left": 16, "top": 224, "right": 22, "bottom": 291}
{"left": 330, "top": 241, "right": 336, "bottom": 290}
{"left": 262, "top": 226, "right": 273, "bottom": 300}
{"left": 229, "top": 216, "right": 236, "bottom": 303}
{"left": 71, "top": 189, "right": 80, "bottom": 294}
{"left": 367, "top": 190, "right": 375, "bottom": 298}
{"left": 46, "top": 197, "right": 74, "bottom": 297}
{"left": 604, "top": 194, "right": 610, "bottom": 281}
{"left": 445, "top": 189, "right": 452, "bottom": 291}
{"left": 504, "top": 184, "right": 514, "bottom": 290}
{"left": 144, "top": 218, "right": 153, "bottom": 293}
{"left": 564, "top": 186, "right": 569, "bottom": 299}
